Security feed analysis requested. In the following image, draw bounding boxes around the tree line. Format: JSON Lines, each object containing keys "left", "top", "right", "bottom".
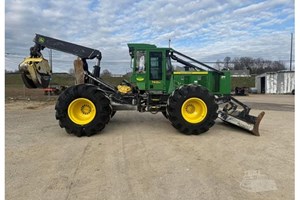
{"left": 5, "top": 69, "right": 20, "bottom": 73}
{"left": 214, "top": 57, "right": 286, "bottom": 75}
{"left": 7, "top": 57, "right": 286, "bottom": 76}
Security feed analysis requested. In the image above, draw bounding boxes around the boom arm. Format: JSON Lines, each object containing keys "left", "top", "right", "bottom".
{"left": 33, "top": 34, "right": 102, "bottom": 65}
{"left": 19, "top": 34, "right": 103, "bottom": 88}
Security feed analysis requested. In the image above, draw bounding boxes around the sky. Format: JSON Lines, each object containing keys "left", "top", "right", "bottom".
{"left": 5, "top": 0, "right": 295, "bottom": 74}
{"left": 1, "top": 1, "right": 299, "bottom": 196}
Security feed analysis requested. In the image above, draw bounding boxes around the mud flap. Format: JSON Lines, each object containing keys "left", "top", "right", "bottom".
{"left": 216, "top": 96, "right": 265, "bottom": 136}
{"left": 19, "top": 57, "right": 52, "bottom": 88}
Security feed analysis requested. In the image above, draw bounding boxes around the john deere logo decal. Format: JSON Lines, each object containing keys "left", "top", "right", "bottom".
{"left": 38, "top": 37, "right": 45, "bottom": 43}
{"left": 136, "top": 77, "right": 144, "bottom": 81}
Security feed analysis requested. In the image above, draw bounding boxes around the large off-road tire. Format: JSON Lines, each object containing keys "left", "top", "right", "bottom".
{"left": 162, "top": 111, "right": 169, "bottom": 119}
{"left": 111, "top": 111, "right": 116, "bottom": 118}
{"left": 55, "top": 84, "right": 112, "bottom": 137}
{"left": 167, "top": 84, "right": 218, "bottom": 135}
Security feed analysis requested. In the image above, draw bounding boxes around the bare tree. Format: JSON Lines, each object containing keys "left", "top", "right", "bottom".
{"left": 214, "top": 59, "right": 223, "bottom": 70}
{"left": 224, "top": 57, "right": 231, "bottom": 69}
{"left": 100, "top": 69, "right": 112, "bottom": 78}
{"left": 231, "top": 57, "right": 286, "bottom": 74}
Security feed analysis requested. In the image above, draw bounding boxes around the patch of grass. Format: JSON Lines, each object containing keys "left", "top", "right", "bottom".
{"left": 5, "top": 73, "right": 75, "bottom": 100}
{"left": 5, "top": 73, "right": 129, "bottom": 100}
{"left": 5, "top": 73, "right": 75, "bottom": 87}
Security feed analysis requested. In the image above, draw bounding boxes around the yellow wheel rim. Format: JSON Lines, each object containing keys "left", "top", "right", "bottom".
{"left": 68, "top": 98, "right": 96, "bottom": 125}
{"left": 181, "top": 98, "right": 207, "bottom": 123}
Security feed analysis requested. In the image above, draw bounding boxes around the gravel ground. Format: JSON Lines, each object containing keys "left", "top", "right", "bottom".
{"left": 5, "top": 94, "right": 294, "bottom": 200}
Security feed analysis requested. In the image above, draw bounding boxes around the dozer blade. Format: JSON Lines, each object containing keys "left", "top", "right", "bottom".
{"left": 18, "top": 57, "right": 52, "bottom": 88}
{"left": 216, "top": 96, "right": 265, "bottom": 136}
{"left": 218, "top": 110, "right": 265, "bottom": 136}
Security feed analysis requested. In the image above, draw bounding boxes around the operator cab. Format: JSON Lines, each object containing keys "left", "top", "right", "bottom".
{"left": 128, "top": 43, "right": 172, "bottom": 93}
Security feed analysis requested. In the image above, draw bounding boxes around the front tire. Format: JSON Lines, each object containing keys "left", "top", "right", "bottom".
{"left": 162, "top": 111, "right": 169, "bottom": 119}
{"left": 167, "top": 84, "right": 218, "bottom": 135}
{"left": 55, "top": 84, "right": 112, "bottom": 137}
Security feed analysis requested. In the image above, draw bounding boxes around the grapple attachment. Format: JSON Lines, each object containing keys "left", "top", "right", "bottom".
{"left": 217, "top": 96, "right": 265, "bottom": 136}
{"left": 18, "top": 57, "right": 52, "bottom": 88}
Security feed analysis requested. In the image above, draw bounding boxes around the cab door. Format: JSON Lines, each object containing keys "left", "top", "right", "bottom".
{"left": 148, "top": 51, "right": 164, "bottom": 91}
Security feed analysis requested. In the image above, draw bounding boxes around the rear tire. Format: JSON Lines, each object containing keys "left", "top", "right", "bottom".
{"left": 55, "top": 84, "right": 112, "bottom": 137}
{"left": 111, "top": 111, "right": 116, "bottom": 118}
{"left": 167, "top": 84, "right": 218, "bottom": 135}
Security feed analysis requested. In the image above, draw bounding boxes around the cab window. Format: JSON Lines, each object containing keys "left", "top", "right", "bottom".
{"left": 149, "top": 52, "right": 162, "bottom": 80}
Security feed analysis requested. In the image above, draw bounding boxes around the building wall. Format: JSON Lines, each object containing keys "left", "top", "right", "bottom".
{"left": 266, "top": 73, "right": 277, "bottom": 94}
{"left": 255, "top": 71, "right": 294, "bottom": 94}
{"left": 255, "top": 75, "right": 262, "bottom": 93}
{"left": 276, "top": 72, "right": 295, "bottom": 94}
